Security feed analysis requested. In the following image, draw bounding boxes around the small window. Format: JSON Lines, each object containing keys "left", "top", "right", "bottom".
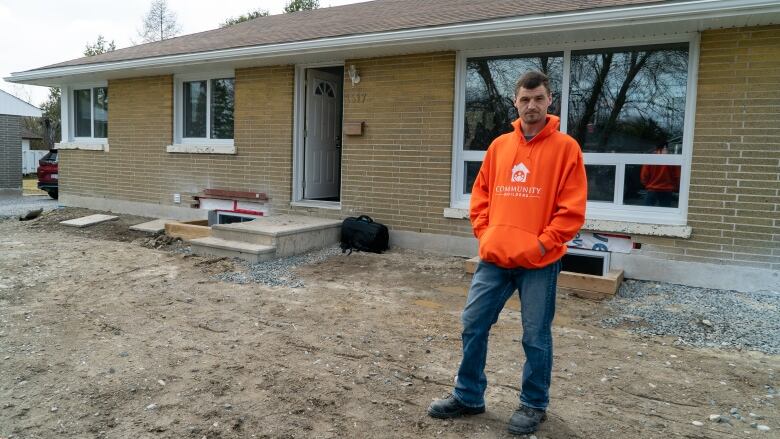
{"left": 175, "top": 74, "right": 235, "bottom": 146}
{"left": 73, "top": 87, "right": 108, "bottom": 139}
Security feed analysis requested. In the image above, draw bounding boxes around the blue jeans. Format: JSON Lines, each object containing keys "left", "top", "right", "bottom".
{"left": 453, "top": 260, "right": 561, "bottom": 410}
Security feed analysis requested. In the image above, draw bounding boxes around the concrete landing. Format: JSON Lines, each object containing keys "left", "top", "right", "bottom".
{"left": 190, "top": 237, "right": 276, "bottom": 263}
{"left": 192, "top": 214, "right": 342, "bottom": 262}
{"left": 61, "top": 214, "right": 118, "bottom": 228}
{"left": 213, "top": 214, "right": 342, "bottom": 236}
{"left": 130, "top": 218, "right": 172, "bottom": 234}
{"left": 210, "top": 214, "right": 342, "bottom": 258}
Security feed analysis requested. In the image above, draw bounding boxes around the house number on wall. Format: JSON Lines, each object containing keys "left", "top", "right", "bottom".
{"left": 345, "top": 93, "right": 367, "bottom": 103}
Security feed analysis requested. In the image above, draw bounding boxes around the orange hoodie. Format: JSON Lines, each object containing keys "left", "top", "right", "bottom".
{"left": 470, "top": 115, "right": 587, "bottom": 269}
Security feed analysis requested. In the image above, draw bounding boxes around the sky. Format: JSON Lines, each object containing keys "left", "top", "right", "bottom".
{"left": 0, "top": 0, "right": 366, "bottom": 108}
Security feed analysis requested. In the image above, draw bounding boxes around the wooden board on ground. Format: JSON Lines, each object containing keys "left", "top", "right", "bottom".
{"left": 165, "top": 220, "right": 211, "bottom": 241}
{"left": 61, "top": 214, "right": 118, "bottom": 228}
{"left": 465, "top": 256, "right": 479, "bottom": 274}
{"left": 558, "top": 269, "right": 624, "bottom": 295}
{"left": 464, "top": 257, "right": 623, "bottom": 300}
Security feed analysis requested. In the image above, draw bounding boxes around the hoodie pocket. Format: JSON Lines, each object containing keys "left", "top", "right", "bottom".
{"left": 478, "top": 224, "right": 542, "bottom": 268}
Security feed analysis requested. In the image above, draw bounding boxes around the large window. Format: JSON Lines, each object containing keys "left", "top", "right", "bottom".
{"left": 454, "top": 39, "right": 694, "bottom": 224}
{"left": 171, "top": 72, "right": 235, "bottom": 153}
{"left": 73, "top": 87, "right": 108, "bottom": 139}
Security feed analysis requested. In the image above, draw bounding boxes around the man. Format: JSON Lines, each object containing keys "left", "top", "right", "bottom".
{"left": 427, "top": 71, "right": 587, "bottom": 435}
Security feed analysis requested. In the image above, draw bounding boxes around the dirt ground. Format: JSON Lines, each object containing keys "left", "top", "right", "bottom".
{"left": 1, "top": 209, "right": 777, "bottom": 439}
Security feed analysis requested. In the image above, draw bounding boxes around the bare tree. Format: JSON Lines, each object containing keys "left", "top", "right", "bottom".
{"left": 138, "top": 0, "right": 181, "bottom": 43}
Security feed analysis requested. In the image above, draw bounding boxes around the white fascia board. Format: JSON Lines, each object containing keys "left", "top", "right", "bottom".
{"left": 6, "top": 0, "right": 780, "bottom": 85}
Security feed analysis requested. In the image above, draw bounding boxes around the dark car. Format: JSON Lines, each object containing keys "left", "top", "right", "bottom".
{"left": 37, "top": 149, "right": 58, "bottom": 199}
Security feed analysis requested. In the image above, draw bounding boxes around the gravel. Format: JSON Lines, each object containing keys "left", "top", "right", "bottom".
{"left": 602, "top": 279, "right": 780, "bottom": 354}
{"left": 0, "top": 194, "right": 59, "bottom": 219}
{"left": 212, "top": 245, "right": 344, "bottom": 288}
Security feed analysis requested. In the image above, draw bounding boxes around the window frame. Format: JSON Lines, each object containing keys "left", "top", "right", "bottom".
{"left": 450, "top": 34, "right": 699, "bottom": 226}
{"left": 66, "top": 82, "right": 109, "bottom": 143}
{"left": 171, "top": 71, "right": 235, "bottom": 154}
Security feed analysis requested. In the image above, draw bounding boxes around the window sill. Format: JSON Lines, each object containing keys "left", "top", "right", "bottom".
{"left": 166, "top": 144, "right": 236, "bottom": 154}
{"left": 56, "top": 142, "right": 109, "bottom": 152}
{"left": 443, "top": 208, "right": 692, "bottom": 238}
{"left": 290, "top": 200, "right": 342, "bottom": 211}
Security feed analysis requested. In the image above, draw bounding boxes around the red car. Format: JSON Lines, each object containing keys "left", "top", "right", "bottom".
{"left": 37, "top": 150, "right": 58, "bottom": 199}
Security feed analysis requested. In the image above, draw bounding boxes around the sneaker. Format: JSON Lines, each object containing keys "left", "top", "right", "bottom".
{"left": 427, "top": 394, "right": 485, "bottom": 419}
{"left": 507, "top": 404, "right": 547, "bottom": 435}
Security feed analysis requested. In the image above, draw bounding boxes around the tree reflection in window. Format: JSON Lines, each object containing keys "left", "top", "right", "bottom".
{"left": 210, "top": 78, "right": 234, "bottom": 140}
{"left": 464, "top": 53, "right": 563, "bottom": 151}
{"left": 567, "top": 44, "right": 688, "bottom": 154}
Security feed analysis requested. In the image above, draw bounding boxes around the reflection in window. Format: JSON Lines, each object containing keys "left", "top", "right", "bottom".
{"left": 74, "top": 89, "right": 92, "bottom": 137}
{"left": 585, "top": 165, "right": 615, "bottom": 202}
{"left": 464, "top": 161, "right": 482, "bottom": 194}
{"left": 93, "top": 87, "right": 108, "bottom": 138}
{"left": 568, "top": 44, "right": 688, "bottom": 154}
{"left": 464, "top": 53, "right": 563, "bottom": 151}
{"left": 210, "top": 78, "right": 234, "bottom": 140}
{"left": 624, "top": 164, "right": 681, "bottom": 208}
{"left": 184, "top": 81, "right": 207, "bottom": 138}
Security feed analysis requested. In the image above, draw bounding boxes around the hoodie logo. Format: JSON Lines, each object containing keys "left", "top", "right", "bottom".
{"left": 511, "top": 162, "right": 530, "bottom": 183}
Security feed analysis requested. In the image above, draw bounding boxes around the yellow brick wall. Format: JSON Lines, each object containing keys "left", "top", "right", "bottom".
{"left": 61, "top": 66, "right": 296, "bottom": 211}
{"left": 636, "top": 26, "right": 780, "bottom": 270}
{"left": 336, "top": 52, "right": 471, "bottom": 236}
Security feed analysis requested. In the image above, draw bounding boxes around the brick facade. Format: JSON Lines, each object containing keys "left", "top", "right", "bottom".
{"left": 337, "top": 52, "right": 470, "bottom": 236}
{"left": 0, "top": 114, "right": 22, "bottom": 191}
{"left": 635, "top": 25, "right": 780, "bottom": 271}
{"left": 59, "top": 26, "right": 779, "bottom": 273}
{"left": 61, "top": 67, "right": 295, "bottom": 210}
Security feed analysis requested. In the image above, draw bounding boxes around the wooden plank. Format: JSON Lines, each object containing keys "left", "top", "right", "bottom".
{"left": 557, "top": 269, "right": 623, "bottom": 295}
{"left": 559, "top": 286, "right": 615, "bottom": 301}
{"left": 464, "top": 257, "right": 623, "bottom": 297}
{"left": 201, "top": 189, "right": 269, "bottom": 201}
{"left": 464, "top": 256, "right": 480, "bottom": 274}
{"left": 165, "top": 222, "right": 211, "bottom": 241}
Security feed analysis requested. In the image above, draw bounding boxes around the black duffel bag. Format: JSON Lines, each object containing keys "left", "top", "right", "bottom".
{"left": 340, "top": 215, "right": 389, "bottom": 254}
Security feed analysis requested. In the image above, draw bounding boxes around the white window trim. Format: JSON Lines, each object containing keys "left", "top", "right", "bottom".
{"left": 450, "top": 33, "right": 699, "bottom": 226}
{"left": 60, "top": 82, "right": 109, "bottom": 150}
{"left": 169, "top": 70, "right": 235, "bottom": 154}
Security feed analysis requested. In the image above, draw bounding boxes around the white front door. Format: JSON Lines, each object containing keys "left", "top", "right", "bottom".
{"left": 304, "top": 69, "right": 342, "bottom": 199}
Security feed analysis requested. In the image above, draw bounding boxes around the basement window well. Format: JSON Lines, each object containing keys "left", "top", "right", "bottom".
{"left": 561, "top": 248, "right": 611, "bottom": 276}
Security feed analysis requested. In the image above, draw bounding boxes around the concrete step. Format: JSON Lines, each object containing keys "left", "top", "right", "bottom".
{"left": 211, "top": 214, "right": 342, "bottom": 257}
{"left": 190, "top": 237, "right": 276, "bottom": 263}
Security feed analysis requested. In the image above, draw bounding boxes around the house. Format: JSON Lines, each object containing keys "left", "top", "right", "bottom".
{"left": 0, "top": 89, "right": 42, "bottom": 194}
{"left": 6, "top": 0, "right": 780, "bottom": 291}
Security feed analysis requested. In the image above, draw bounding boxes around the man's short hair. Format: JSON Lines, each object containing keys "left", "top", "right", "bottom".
{"left": 515, "top": 71, "right": 551, "bottom": 96}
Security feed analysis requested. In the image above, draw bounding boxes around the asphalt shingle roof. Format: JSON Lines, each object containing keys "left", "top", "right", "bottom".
{"left": 32, "top": 0, "right": 667, "bottom": 71}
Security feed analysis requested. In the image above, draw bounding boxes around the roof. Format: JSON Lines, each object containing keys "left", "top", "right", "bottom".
{"left": 8, "top": 0, "right": 780, "bottom": 85}
{"left": 0, "top": 89, "right": 42, "bottom": 117}
{"left": 30, "top": 0, "right": 666, "bottom": 71}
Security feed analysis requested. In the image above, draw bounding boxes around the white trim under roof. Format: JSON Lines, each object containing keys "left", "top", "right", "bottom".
{"left": 6, "top": 0, "right": 780, "bottom": 85}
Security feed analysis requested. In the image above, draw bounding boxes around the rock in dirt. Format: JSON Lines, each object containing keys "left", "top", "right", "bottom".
{"left": 19, "top": 208, "right": 43, "bottom": 221}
